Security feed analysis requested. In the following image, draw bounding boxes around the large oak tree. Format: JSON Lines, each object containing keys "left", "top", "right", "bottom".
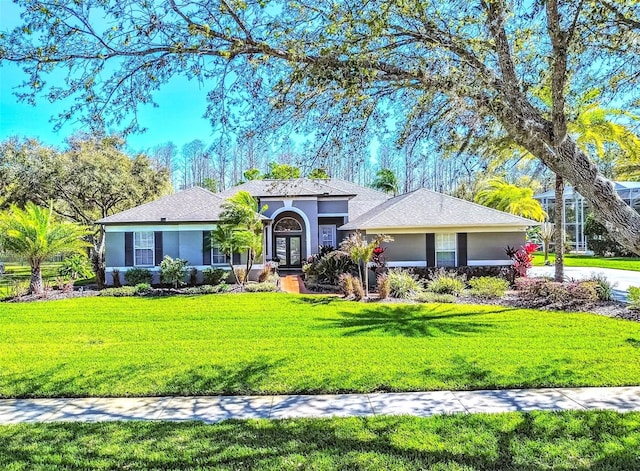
{"left": 2, "top": 0, "right": 640, "bottom": 253}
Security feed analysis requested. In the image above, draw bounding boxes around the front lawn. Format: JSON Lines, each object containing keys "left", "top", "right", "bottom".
{"left": 2, "top": 411, "right": 640, "bottom": 469}
{"left": 2, "top": 294, "right": 640, "bottom": 397}
{"left": 532, "top": 253, "right": 640, "bottom": 271}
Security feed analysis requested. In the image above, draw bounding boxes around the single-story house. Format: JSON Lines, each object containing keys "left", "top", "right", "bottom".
{"left": 97, "top": 179, "right": 536, "bottom": 284}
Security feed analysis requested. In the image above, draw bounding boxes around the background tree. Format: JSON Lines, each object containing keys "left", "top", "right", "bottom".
{"left": 308, "top": 168, "right": 330, "bottom": 179}
{"left": 0, "top": 134, "right": 172, "bottom": 286}
{"left": 0, "top": 203, "right": 90, "bottom": 295}
{"left": 371, "top": 169, "right": 399, "bottom": 196}
{"left": 475, "top": 178, "right": 546, "bottom": 222}
{"left": 4, "top": 1, "right": 640, "bottom": 252}
{"left": 265, "top": 163, "right": 301, "bottom": 180}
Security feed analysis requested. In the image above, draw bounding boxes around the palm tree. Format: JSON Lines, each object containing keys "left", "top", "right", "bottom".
{"left": 371, "top": 168, "right": 399, "bottom": 196}
{"left": 339, "top": 231, "right": 393, "bottom": 297}
{"left": 539, "top": 222, "right": 555, "bottom": 266}
{"left": 475, "top": 178, "right": 547, "bottom": 221}
{"left": 0, "top": 203, "right": 90, "bottom": 294}
{"left": 217, "top": 191, "right": 267, "bottom": 283}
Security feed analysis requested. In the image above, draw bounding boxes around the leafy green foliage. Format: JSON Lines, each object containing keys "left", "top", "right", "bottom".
{"left": 308, "top": 168, "right": 330, "bottom": 179}
{"left": 370, "top": 168, "right": 399, "bottom": 195}
{"left": 584, "top": 213, "right": 634, "bottom": 257}
{"left": 264, "top": 162, "right": 300, "bottom": 179}
{"left": 468, "top": 276, "right": 510, "bottom": 299}
{"left": 100, "top": 286, "right": 138, "bottom": 297}
{"left": 58, "top": 254, "right": 94, "bottom": 281}
{"left": 475, "top": 178, "right": 546, "bottom": 221}
{"left": 387, "top": 268, "right": 423, "bottom": 299}
{"left": 123, "top": 268, "right": 152, "bottom": 286}
{"left": 202, "top": 267, "right": 228, "bottom": 285}
{"left": 159, "top": 256, "right": 189, "bottom": 288}
{"left": 304, "top": 250, "right": 359, "bottom": 285}
{"left": 339, "top": 232, "right": 393, "bottom": 296}
{"left": 0, "top": 203, "right": 90, "bottom": 294}
{"left": 244, "top": 282, "right": 278, "bottom": 292}
{"left": 426, "top": 270, "right": 466, "bottom": 296}
{"left": 629, "top": 287, "right": 640, "bottom": 310}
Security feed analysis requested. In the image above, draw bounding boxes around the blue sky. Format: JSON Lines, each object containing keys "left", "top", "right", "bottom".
{"left": 0, "top": 1, "right": 225, "bottom": 152}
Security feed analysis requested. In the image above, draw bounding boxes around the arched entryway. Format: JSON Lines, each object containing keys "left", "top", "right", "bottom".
{"left": 273, "top": 213, "right": 305, "bottom": 269}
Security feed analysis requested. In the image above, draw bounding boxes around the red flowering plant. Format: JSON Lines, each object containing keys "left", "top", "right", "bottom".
{"left": 505, "top": 243, "right": 538, "bottom": 280}
{"left": 370, "top": 245, "right": 388, "bottom": 275}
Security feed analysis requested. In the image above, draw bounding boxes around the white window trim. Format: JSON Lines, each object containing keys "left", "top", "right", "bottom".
{"left": 211, "top": 243, "right": 227, "bottom": 265}
{"left": 318, "top": 224, "right": 337, "bottom": 249}
{"left": 435, "top": 233, "right": 457, "bottom": 267}
{"left": 134, "top": 231, "right": 155, "bottom": 267}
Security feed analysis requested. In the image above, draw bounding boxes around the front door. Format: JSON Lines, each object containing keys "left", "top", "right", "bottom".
{"left": 275, "top": 235, "right": 302, "bottom": 268}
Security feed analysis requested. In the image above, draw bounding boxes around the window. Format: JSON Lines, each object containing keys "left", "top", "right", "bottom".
{"left": 274, "top": 217, "right": 302, "bottom": 232}
{"left": 436, "top": 233, "right": 456, "bottom": 267}
{"left": 134, "top": 232, "right": 154, "bottom": 266}
{"left": 319, "top": 225, "right": 336, "bottom": 249}
{"left": 211, "top": 244, "right": 226, "bottom": 264}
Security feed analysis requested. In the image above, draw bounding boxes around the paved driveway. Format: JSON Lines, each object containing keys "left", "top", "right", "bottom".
{"left": 529, "top": 266, "right": 639, "bottom": 302}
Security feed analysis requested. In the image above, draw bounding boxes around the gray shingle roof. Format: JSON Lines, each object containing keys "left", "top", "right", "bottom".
{"left": 97, "top": 187, "right": 229, "bottom": 224}
{"left": 340, "top": 188, "right": 538, "bottom": 230}
{"left": 217, "top": 178, "right": 389, "bottom": 219}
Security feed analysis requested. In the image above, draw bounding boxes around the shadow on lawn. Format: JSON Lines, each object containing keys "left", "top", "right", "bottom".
{"left": 320, "top": 304, "right": 496, "bottom": 337}
{"left": 2, "top": 358, "right": 288, "bottom": 398}
{"left": 3, "top": 411, "right": 639, "bottom": 469}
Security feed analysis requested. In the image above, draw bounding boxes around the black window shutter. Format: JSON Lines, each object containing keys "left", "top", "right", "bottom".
{"left": 203, "top": 231, "right": 212, "bottom": 265}
{"left": 124, "top": 232, "right": 134, "bottom": 267}
{"left": 426, "top": 233, "right": 436, "bottom": 267}
{"left": 154, "top": 232, "right": 163, "bottom": 266}
{"left": 457, "top": 233, "right": 468, "bottom": 266}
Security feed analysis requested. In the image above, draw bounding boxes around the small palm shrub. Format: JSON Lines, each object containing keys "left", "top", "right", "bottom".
{"left": 469, "top": 276, "right": 509, "bottom": 299}
{"left": 415, "top": 292, "right": 456, "bottom": 304}
{"left": 58, "top": 254, "right": 93, "bottom": 281}
{"left": 387, "top": 269, "right": 423, "bottom": 299}
{"left": 377, "top": 274, "right": 390, "bottom": 300}
{"left": 338, "top": 273, "right": 355, "bottom": 297}
{"left": 203, "top": 267, "right": 227, "bottom": 285}
{"left": 426, "top": 269, "right": 465, "bottom": 296}
{"left": 352, "top": 277, "right": 365, "bottom": 300}
{"left": 586, "top": 273, "right": 615, "bottom": 301}
{"left": 160, "top": 256, "right": 189, "bottom": 288}
{"left": 629, "top": 287, "right": 640, "bottom": 310}
{"left": 124, "top": 268, "right": 152, "bottom": 286}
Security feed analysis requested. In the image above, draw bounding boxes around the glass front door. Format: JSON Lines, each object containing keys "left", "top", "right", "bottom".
{"left": 275, "top": 235, "right": 302, "bottom": 268}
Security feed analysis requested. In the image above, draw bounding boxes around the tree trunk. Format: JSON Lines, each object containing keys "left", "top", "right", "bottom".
{"left": 554, "top": 175, "right": 564, "bottom": 282}
{"left": 90, "top": 227, "right": 106, "bottom": 288}
{"left": 30, "top": 263, "right": 43, "bottom": 295}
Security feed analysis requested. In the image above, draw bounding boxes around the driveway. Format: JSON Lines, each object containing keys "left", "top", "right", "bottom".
{"left": 529, "top": 266, "right": 639, "bottom": 302}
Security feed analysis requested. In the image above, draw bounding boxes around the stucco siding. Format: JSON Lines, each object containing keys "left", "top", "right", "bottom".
{"left": 381, "top": 234, "right": 426, "bottom": 262}
{"left": 318, "top": 200, "right": 348, "bottom": 214}
{"left": 468, "top": 232, "right": 525, "bottom": 261}
{"left": 293, "top": 200, "right": 319, "bottom": 255}
{"left": 105, "top": 232, "right": 125, "bottom": 267}
{"left": 262, "top": 200, "right": 284, "bottom": 218}
{"left": 178, "top": 231, "right": 204, "bottom": 266}
{"left": 162, "top": 231, "right": 180, "bottom": 259}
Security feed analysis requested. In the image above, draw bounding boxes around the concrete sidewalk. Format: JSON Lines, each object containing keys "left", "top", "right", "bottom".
{"left": 2, "top": 387, "right": 640, "bottom": 424}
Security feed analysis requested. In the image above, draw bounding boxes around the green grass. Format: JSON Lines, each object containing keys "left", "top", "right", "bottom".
{"left": 2, "top": 294, "right": 640, "bottom": 397}
{"left": 2, "top": 411, "right": 640, "bottom": 469}
{"left": 532, "top": 253, "right": 640, "bottom": 271}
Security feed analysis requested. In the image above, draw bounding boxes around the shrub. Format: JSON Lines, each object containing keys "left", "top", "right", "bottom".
{"left": 629, "top": 286, "right": 640, "bottom": 310}
{"left": 352, "top": 277, "right": 365, "bottom": 300}
{"left": 387, "top": 268, "right": 423, "bottom": 299}
{"left": 58, "top": 254, "right": 93, "bottom": 281}
{"left": 258, "top": 262, "right": 278, "bottom": 283}
{"left": 202, "top": 267, "right": 227, "bottom": 285}
{"left": 415, "top": 292, "right": 456, "bottom": 304}
{"left": 586, "top": 273, "right": 615, "bottom": 301}
{"left": 160, "top": 256, "right": 189, "bottom": 288}
{"left": 184, "top": 284, "right": 230, "bottom": 295}
{"left": 569, "top": 281, "right": 599, "bottom": 302}
{"left": 514, "top": 277, "right": 549, "bottom": 297}
{"left": 55, "top": 276, "right": 74, "bottom": 293}
{"left": 377, "top": 274, "right": 390, "bottom": 300}
{"left": 124, "top": 268, "right": 152, "bottom": 286}
{"left": 111, "top": 269, "right": 122, "bottom": 288}
{"left": 469, "top": 276, "right": 509, "bottom": 299}
{"left": 338, "top": 273, "right": 355, "bottom": 297}
{"left": 244, "top": 282, "right": 278, "bottom": 292}
{"left": 188, "top": 267, "right": 198, "bottom": 286}
{"left": 304, "top": 250, "right": 359, "bottom": 285}
{"left": 412, "top": 266, "right": 512, "bottom": 283}
{"left": 426, "top": 269, "right": 465, "bottom": 296}
{"left": 135, "top": 283, "right": 152, "bottom": 294}
{"left": 100, "top": 286, "right": 137, "bottom": 297}
{"left": 584, "top": 213, "right": 634, "bottom": 256}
